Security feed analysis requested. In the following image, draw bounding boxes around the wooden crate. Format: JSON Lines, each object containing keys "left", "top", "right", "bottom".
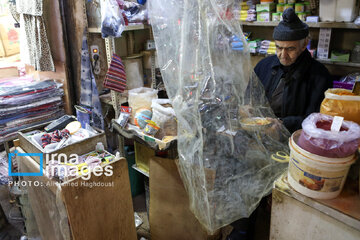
{"left": 17, "top": 147, "right": 137, "bottom": 240}
{"left": 17, "top": 127, "right": 107, "bottom": 167}
{"left": 149, "top": 156, "right": 220, "bottom": 240}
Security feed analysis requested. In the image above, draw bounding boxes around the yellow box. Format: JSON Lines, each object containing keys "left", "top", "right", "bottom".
{"left": 134, "top": 141, "right": 155, "bottom": 174}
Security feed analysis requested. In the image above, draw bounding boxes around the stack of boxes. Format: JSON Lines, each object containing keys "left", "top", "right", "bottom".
{"left": 256, "top": 2, "right": 275, "bottom": 22}
{"left": 239, "top": 1, "right": 258, "bottom": 22}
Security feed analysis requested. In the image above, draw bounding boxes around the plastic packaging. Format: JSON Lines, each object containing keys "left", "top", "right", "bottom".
{"left": 298, "top": 113, "right": 360, "bottom": 158}
{"left": 101, "top": 0, "right": 125, "bottom": 38}
{"left": 128, "top": 87, "right": 158, "bottom": 124}
{"left": 351, "top": 42, "right": 360, "bottom": 63}
{"left": 149, "top": 0, "right": 290, "bottom": 233}
{"left": 150, "top": 99, "right": 177, "bottom": 139}
{"left": 320, "top": 88, "right": 360, "bottom": 125}
{"left": 116, "top": 106, "right": 132, "bottom": 128}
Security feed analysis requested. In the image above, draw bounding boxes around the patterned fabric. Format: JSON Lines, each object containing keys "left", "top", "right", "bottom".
{"left": 17, "top": 0, "right": 55, "bottom": 72}
{"left": 16, "top": 0, "right": 42, "bottom": 16}
{"left": 103, "top": 53, "right": 127, "bottom": 92}
{"left": 80, "top": 29, "right": 104, "bottom": 130}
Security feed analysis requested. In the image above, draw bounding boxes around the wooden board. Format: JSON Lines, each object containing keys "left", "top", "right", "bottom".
{"left": 18, "top": 147, "right": 137, "bottom": 240}
{"left": 62, "top": 158, "right": 137, "bottom": 240}
{"left": 149, "top": 156, "right": 220, "bottom": 240}
{"left": 18, "top": 128, "right": 107, "bottom": 167}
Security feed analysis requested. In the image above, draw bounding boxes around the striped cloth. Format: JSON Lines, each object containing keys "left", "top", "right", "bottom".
{"left": 103, "top": 54, "right": 127, "bottom": 92}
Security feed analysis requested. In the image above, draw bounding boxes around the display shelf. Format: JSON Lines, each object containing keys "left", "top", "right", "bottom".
{"left": 111, "top": 120, "right": 177, "bottom": 151}
{"left": 88, "top": 23, "right": 150, "bottom": 33}
{"left": 240, "top": 21, "right": 360, "bottom": 29}
{"left": 132, "top": 164, "right": 149, "bottom": 178}
{"left": 317, "top": 59, "right": 360, "bottom": 68}
{"left": 250, "top": 53, "right": 360, "bottom": 68}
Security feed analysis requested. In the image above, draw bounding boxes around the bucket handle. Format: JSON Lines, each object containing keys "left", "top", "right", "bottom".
{"left": 271, "top": 151, "right": 290, "bottom": 163}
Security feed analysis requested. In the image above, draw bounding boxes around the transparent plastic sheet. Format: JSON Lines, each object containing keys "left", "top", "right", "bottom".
{"left": 149, "top": 0, "right": 291, "bottom": 233}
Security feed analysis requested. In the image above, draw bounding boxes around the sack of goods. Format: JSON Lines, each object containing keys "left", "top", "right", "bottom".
{"left": 320, "top": 88, "right": 360, "bottom": 125}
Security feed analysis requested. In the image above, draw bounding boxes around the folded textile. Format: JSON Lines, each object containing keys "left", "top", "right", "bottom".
{"left": 103, "top": 53, "right": 127, "bottom": 92}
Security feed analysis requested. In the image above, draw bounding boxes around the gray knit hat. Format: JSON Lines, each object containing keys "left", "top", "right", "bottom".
{"left": 273, "top": 8, "right": 309, "bottom": 41}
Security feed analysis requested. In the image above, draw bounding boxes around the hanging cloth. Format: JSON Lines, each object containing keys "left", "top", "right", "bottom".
{"left": 17, "top": 0, "right": 55, "bottom": 71}
{"left": 79, "top": 29, "right": 104, "bottom": 130}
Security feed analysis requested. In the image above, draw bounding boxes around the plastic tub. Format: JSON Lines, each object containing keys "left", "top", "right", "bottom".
{"left": 288, "top": 130, "right": 356, "bottom": 199}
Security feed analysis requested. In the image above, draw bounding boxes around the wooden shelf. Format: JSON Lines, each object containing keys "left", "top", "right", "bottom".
{"left": 250, "top": 53, "right": 360, "bottom": 68}
{"left": 241, "top": 21, "right": 360, "bottom": 29}
{"left": 132, "top": 164, "right": 149, "bottom": 177}
{"left": 317, "top": 59, "right": 360, "bottom": 67}
{"left": 88, "top": 23, "right": 150, "bottom": 33}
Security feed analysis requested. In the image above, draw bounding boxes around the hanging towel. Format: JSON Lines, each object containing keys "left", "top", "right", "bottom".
{"left": 80, "top": 29, "right": 105, "bottom": 130}
{"left": 103, "top": 53, "right": 127, "bottom": 92}
{"left": 17, "top": 0, "right": 55, "bottom": 71}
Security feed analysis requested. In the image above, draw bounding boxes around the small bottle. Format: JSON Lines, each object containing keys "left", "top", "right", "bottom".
{"left": 351, "top": 42, "right": 360, "bottom": 63}
{"left": 96, "top": 142, "right": 105, "bottom": 152}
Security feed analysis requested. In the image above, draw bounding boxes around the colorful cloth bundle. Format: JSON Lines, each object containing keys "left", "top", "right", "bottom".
{"left": 41, "top": 129, "right": 70, "bottom": 148}
{"left": 103, "top": 53, "right": 127, "bottom": 92}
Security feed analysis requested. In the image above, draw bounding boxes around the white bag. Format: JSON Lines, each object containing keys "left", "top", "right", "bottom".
{"left": 150, "top": 99, "right": 177, "bottom": 139}
{"left": 128, "top": 87, "right": 158, "bottom": 124}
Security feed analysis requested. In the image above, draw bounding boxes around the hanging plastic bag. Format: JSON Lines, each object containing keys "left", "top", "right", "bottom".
{"left": 101, "top": 0, "right": 126, "bottom": 38}
{"left": 320, "top": 88, "right": 360, "bottom": 125}
{"left": 298, "top": 113, "right": 360, "bottom": 158}
{"left": 128, "top": 87, "right": 158, "bottom": 124}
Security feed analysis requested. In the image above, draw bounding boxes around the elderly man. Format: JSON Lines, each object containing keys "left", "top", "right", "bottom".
{"left": 254, "top": 8, "right": 332, "bottom": 133}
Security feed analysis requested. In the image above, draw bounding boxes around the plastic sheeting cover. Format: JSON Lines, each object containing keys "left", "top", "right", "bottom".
{"left": 149, "top": 0, "right": 291, "bottom": 233}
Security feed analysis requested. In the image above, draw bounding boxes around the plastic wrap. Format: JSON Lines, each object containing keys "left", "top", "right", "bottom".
{"left": 149, "top": 0, "right": 290, "bottom": 233}
{"left": 298, "top": 113, "right": 360, "bottom": 158}
{"left": 320, "top": 88, "right": 360, "bottom": 125}
{"left": 101, "top": 0, "right": 126, "bottom": 38}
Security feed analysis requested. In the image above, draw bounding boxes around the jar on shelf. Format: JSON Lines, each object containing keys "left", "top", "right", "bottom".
{"left": 284, "top": 4, "right": 294, "bottom": 11}
{"left": 287, "top": 0, "right": 296, "bottom": 4}
{"left": 295, "top": 3, "right": 305, "bottom": 13}
{"left": 277, "top": 3, "right": 285, "bottom": 12}
{"left": 351, "top": 42, "right": 360, "bottom": 63}
{"left": 304, "top": 2, "right": 311, "bottom": 12}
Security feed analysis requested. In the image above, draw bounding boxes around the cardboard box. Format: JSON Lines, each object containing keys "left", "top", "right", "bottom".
{"left": 256, "top": 3, "right": 276, "bottom": 12}
{"left": 331, "top": 50, "right": 350, "bottom": 62}
{"left": 257, "top": 12, "right": 272, "bottom": 22}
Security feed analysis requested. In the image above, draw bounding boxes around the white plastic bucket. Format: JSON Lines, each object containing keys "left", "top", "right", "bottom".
{"left": 288, "top": 130, "right": 356, "bottom": 199}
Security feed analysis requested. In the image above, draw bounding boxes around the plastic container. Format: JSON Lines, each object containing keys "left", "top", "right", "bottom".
{"left": 304, "top": 1, "right": 311, "bottom": 12}
{"left": 272, "top": 12, "right": 281, "bottom": 21}
{"left": 284, "top": 4, "right": 294, "bottom": 11}
{"left": 295, "top": 3, "right": 304, "bottom": 13}
{"left": 298, "top": 113, "right": 360, "bottom": 158}
{"left": 288, "top": 130, "right": 356, "bottom": 199}
{"left": 276, "top": 4, "right": 284, "bottom": 12}
{"left": 319, "top": 0, "right": 336, "bottom": 21}
{"left": 351, "top": 42, "right": 360, "bottom": 63}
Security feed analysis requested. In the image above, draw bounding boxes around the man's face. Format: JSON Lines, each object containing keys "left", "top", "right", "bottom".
{"left": 275, "top": 39, "right": 308, "bottom": 66}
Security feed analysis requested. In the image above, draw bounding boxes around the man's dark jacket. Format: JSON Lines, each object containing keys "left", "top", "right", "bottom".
{"left": 254, "top": 49, "right": 332, "bottom": 133}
